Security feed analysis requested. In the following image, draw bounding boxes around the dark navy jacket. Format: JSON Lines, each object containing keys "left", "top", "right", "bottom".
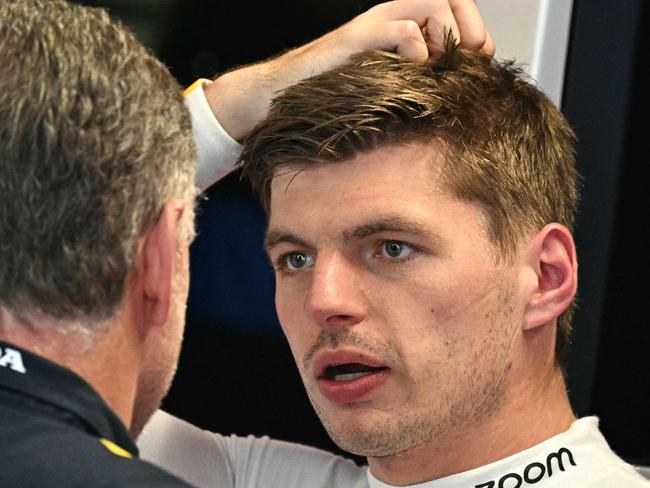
{"left": 0, "top": 341, "right": 194, "bottom": 487}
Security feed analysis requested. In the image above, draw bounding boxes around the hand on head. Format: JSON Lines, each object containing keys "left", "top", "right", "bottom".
{"left": 206, "top": 0, "right": 494, "bottom": 141}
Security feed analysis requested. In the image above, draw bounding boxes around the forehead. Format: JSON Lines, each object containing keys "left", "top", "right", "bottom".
{"left": 271, "top": 142, "right": 439, "bottom": 203}
{"left": 267, "top": 143, "right": 485, "bottom": 241}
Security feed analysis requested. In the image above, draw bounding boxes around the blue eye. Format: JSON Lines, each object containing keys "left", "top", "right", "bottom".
{"left": 381, "top": 241, "right": 414, "bottom": 259}
{"left": 284, "top": 252, "right": 315, "bottom": 271}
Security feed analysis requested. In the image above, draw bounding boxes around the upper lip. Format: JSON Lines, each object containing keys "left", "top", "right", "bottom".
{"left": 311, "top": 349, "right": 388, "bottom": 380}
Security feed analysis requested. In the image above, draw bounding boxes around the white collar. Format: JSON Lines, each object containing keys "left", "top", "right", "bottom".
{"left": 367, "top": 417, "right": 619, "bottom": 488}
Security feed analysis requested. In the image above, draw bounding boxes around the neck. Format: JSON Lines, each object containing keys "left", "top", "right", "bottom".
{"left": 368, "top": 357, "right": 575, "bottom": 485}
{"left": 0, "top": 308, "right": 141, "bottom": 431}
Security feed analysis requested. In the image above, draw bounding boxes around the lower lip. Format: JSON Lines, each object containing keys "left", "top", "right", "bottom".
{"left": 317, "top": 369, "right": 390, "bottom": 405}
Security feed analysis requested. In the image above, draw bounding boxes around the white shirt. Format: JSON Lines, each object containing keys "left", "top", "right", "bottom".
{"left": 367, "top": 417, "right": 650, "bottom": 488}
{"left": 139, "top": 413, "right": 649, "bottom": 488}
{"left": 138, "top": 410, "right": 367, "bottom": 488}
{"left": 183, "top": 79, "right": 242, "bottom": 191}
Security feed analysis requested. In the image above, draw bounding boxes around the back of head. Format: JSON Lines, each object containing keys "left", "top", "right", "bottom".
{"left": 240, "top": 43, "right": 578, "bottom": 361}
{"left": 0, "top": 0, "right": 195, "bottom": 334}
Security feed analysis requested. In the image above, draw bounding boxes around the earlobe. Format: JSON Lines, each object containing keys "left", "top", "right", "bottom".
{"left": 141, "top": 199, "right": 186, "bottom": 330}
{"left": 523, "top": 224, "right": 578, "bottom": 330}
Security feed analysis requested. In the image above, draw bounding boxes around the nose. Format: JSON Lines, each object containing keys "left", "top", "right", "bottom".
{"left": 305, "top": 252, "right": 365, "bottom": 331}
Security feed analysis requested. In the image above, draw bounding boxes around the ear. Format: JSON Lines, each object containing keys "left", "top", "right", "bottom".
{"left": 522, "top": 224, "right": 578, "bottom": 330}
{"left": 139, "top": 199, "right": 186, "bottom": 330}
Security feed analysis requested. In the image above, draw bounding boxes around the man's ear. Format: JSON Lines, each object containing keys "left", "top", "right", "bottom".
{"left": 139, "top": 199, "right": 186, "bottom": 330}
{"left": 523, "top": 224, "right": 578, "bottom": 330}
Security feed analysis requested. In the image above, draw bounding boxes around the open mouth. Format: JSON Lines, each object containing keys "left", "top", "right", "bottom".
{"left": 322, "top": 363, "right": 389, "bottom": 382}
{"left": 313, "top": 352, "right": 391, "bottom": 404}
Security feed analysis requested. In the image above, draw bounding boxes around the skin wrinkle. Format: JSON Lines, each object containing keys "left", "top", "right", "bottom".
{"left": 428, "top": 278, "right": 500, "bottom": 328}
{"left": 466, "top": 283, "right": 518, "bottom": 427}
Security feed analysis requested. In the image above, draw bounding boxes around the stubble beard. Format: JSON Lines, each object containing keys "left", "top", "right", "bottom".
{"left": 304, "top": 285, "right": 517, "bottom": 458}
{"left": 130, "top": 345, "right": 180, "bottom": 438}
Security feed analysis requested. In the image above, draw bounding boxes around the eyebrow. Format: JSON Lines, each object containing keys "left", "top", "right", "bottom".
{"left": 264, "top": 215, "right": 438, "bottom": 254}
{"left": 264, "top": 231, "right": 314, "bottom": 254}
{"left": 345, "top": 216, "right": 432, "bottom": 240}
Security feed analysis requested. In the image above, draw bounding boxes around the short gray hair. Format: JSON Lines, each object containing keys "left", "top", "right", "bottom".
{"left": 0, "top": 0, "right": 196, "bottom": 329}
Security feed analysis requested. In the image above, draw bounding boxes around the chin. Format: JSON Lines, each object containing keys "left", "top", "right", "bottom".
{"left": 312, "top": 400, "right": 426, "bottom": 457}
{"left": 325, "top": 420, "right": 424, "bottom": 458}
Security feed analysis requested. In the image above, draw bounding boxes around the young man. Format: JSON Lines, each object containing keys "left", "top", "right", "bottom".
{"left": 234, "top": 46, "right": 650, "bottom": 487}
{"left": 0, "top": 0, "right": 490, "bottom": 485}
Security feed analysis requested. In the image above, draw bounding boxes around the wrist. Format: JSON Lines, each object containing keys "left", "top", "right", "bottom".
{"left": 206, "top": 64, "right": 272, "bottom": 142}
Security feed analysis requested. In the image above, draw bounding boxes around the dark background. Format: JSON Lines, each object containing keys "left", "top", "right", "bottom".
{"left": 75, "top": 0, "right": 649, "bottom": 464}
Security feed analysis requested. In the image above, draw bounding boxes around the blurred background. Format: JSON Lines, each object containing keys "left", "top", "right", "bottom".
{"left": 73, "top": 0, "right": 649, "bottom": 464}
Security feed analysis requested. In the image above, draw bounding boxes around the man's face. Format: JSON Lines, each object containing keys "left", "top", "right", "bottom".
{"left": 266, "top": 143, "right": 527, "bottom": 457}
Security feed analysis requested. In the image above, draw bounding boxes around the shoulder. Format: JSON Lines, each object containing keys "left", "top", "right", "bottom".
{"left": 223, "top": 434, "right": 367, "bottom": 488}
{"left": 139, "top": 410, "right": 367, "bottom": 488}
{"left": 0, "top": 418, "right": 191, "bottom": 487}
{"left": 558, "top": 417, "right": 650, "bottom": 487}
{"left": 581, "top": 463, "right": 650, "bottom": 487}
{"left": 139, "top": 410, "right": 234, "bottom": 487}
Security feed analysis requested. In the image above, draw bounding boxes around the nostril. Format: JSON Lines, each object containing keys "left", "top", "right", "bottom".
{"left": 325, "top": 314, "right": 356, "bottom": 326}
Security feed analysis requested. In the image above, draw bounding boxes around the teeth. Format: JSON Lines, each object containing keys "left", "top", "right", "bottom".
{"left": 332, "top": 372, "right": 372, "bottom": 381}
{"left": 324, "top": 363, "right": 388, "bottom": 381}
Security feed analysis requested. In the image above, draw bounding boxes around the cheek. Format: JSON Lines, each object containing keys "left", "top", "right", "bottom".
{"left": 420, "top": 265, "right": 502, "bottom": 329}
{"left": 276, "top": 293, "right": 297, "bottom": 336}
{"left": 275, "top": 280, "right": 305, "bottom": 324}
{"left": 378, "top": 277, "right": 506, "bottom": 378}
{"left": 275, "top": 285, "right": 313, "bottom": 358}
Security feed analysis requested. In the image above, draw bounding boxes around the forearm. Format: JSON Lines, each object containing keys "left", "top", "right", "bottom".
{"left": 186, "top": 1, "right": 494, "bottom": 192}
